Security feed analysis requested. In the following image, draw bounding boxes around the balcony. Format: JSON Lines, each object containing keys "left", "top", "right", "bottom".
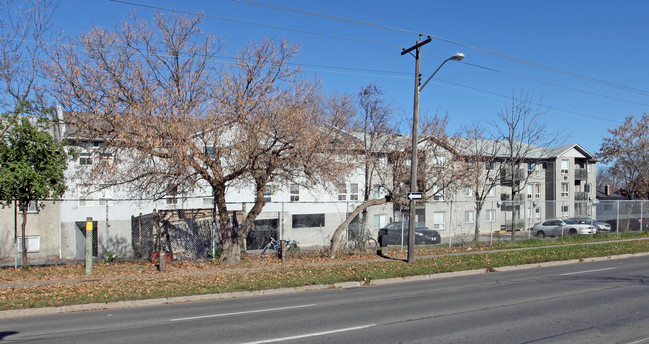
{"left": 574, "top": 168, "right": 588, "bottom": 180}
{"left": 574, "top": 191, "right": 589, "bottom": 201}
{"left": 501, "top": 193, "right": 525, "bottom": 201}
{"left": 500, "top": 169, "right": 526, "bottom": 186}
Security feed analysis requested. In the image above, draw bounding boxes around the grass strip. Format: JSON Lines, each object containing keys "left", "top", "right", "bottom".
{"left": 1, "top": 238, "right": 648, "bottom": 311}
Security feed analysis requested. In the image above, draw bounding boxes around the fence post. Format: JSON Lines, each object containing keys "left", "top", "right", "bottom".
{"left": 448, "top": 201, "right": 454, "bottom": 249}
{"left": 85, "top": 217, "right": 93, "bottom": 275}
{"left": 490, "top": 200, "right": 494, "bottom": 246}
{"left": 616, "top": 200, "right": 620, "bottom": 234}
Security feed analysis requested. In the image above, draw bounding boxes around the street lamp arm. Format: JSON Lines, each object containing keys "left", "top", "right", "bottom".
{"left": 419, "top": 53, "right": 465, "bottom": 92}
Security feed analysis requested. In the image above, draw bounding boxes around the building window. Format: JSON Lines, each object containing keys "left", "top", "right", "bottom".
{"left": 350, "top": 183, "right": 359, "bottom": 201}
{"left": 337, "top": 183, "right": 347, "bottom": 201}
{"left": 292, "top": 214, "right": 324, "bottom": 228}
{"left": 486, "top": 209, "right": 495, "bottom": 222}
{"left": 374, "top": 214, "right": 387, "bottom": 228}
{"left": 487, "top": 187, "right": 495, "bottom": 197}
{"left": 527, "top": 184, "right": 533, "bottom": 199}
{"left": 18, "top": 236, "right": 40, "bottom": 252}
{"left": 373, "top": 184, "right": 385, "bottom": 199}
{"left": 485, "top": 162, "right": 494, "bottom": 170}
{"left": 584, "top": 183, "right": 591, "bottom": 193}
{"left": 535, "top": 208, "right": 541, "bottom": 221}
{"left": 464, "top": 211, "right": 475, "bottom": 223}
{"left": 78, "top": 185, "right": 94, "bottom": 207}
{"left": 561, "top": 205, "right": 569, "bottom": 218}
{"left": 561, "top": 159, "right": 569, "bottom": 174}
{"left": 433, "top": 185, "right": 444, "bottom": 201}
{"left": 378, "top": 155, "right": 387, "bottom": 167}
{"left": 98, "top": 186, "right": 113, "bottom": 206}
{"left": 535, "top": 163, "right": 542, "bottom": 176}
{"left": 290, "top": 184, "right": 300, "bottom": 202}
{"left": 79, "top": 152, "right": 93, "bottom": 165}
{"left": 433, "top": 212, "right": 445, "bottom": 229}
{"left": 561, "top": 183, "right": 569, "bottom": 198}
{"left": 535, "top": 184, "right": 541, "bottom": 199}
{"left": 25, "top": 201, "right": 39, "bottom": 213}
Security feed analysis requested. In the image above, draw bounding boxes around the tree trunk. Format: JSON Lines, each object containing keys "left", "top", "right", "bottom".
{"left": 473, "top": 201, "right": 484, "bottom": 242}
{"left": 20, "top": 204, "right": 28, "bottom": 267}
{"left": 328, "top": 196, "right": 388, "bottom": 258}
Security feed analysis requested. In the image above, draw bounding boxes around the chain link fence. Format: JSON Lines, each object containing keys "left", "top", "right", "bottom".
{"left": 1, "top": 197, "right": 648, "bottom": 266}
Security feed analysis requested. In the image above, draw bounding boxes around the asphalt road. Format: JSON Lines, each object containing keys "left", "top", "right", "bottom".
{"left": 2, "top": 256, "right": 649, "bottom": 343}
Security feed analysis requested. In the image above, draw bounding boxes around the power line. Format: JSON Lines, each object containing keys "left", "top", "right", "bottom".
{"left": 107, "top": 0, "right": 649, "bottom": 108}
{"left": 232, "top": 0, "right": 649, "bottom": 98}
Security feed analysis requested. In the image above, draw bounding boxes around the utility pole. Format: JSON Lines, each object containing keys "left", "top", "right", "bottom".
{"left": 402, "top": 35, "right": 431, "bottom": 263}
{"left": 401, "top": 36, "right": 465, "bottom": 263}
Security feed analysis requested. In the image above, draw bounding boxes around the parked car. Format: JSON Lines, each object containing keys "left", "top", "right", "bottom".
{"left": 377, "top": 222, "right": 441, "bottom": 247}
{"left": 603, "top": 217, "right": 648, "bottom": 232}
{"left": 531, "top": 219, "right": 595, "bottom": 238}
{"left": 569, "top": 217, "right": 612, "bottom": 233}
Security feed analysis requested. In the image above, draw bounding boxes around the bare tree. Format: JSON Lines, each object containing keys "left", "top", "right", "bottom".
{"left": 490, "top": 90, "right": 558, "bottom": 240}
{"left": 599, "top": 114, "right": 649, "bottom": 199}
{"left": 47, "top": 12, "right": 351, "bottom": 265}
{"left": 457, "top": 123, "right": 508, "bottom": 242}
{"left": 0, "top": 0, "right": 57, "bottom": 108}
{"left": 328, "top": 110, "right": 468, "bottom": 257}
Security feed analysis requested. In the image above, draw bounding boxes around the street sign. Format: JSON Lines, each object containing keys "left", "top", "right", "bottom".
{"left": 407, "top": 192, "right": 423, "bottom": 200}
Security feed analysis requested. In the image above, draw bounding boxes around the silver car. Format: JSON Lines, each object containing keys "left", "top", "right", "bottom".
{"left": 532, "top": 219, "right": 596, "bottom": 238}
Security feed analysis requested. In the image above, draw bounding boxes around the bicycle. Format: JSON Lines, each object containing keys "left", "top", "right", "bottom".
{"left": 348, "top": 231, "right": 378, "bottom": 250}
{"left": 261, "top": 237, "right": 298, "bottom": 255}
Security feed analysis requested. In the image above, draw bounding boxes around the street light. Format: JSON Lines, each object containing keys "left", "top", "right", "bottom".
{"left": 401, "top": 36, "right": 464, "bottom": 263}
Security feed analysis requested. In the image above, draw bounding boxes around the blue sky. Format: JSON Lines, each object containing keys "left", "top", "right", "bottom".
{"left": 50, "top": 0, "right": 649, "bottom": 158}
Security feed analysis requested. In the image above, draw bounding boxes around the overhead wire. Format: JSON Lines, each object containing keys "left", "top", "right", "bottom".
{"left": 233, "top": 0, "right": 649, "bottom": 98}
{"left": 102, "top": 0, "right": 636, "bottom": 124}
{"left": 107, "top": 0, "right": 649, "bottom": 111}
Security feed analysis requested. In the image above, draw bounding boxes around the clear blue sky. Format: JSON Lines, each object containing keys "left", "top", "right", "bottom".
{"left": 51, "top": 0, "right": 649, "bottom": 158}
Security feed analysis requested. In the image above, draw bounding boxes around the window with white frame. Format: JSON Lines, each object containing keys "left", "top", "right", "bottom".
{"left": 337, "top": 183, "right": 347, "bottom": 201}
{"left": 78, "top": 184, "right": 94, "bottom": 207}
{"left": 535, "top": 208, "right": 541, "bottom": 221}
{"left": 79, "top": 151, "right": 93, "bottom": 165}
{"left": 433, "top": 212, "right": 445, "bottom": 229}
{"left": 350, "top": 183, "right": 359, "bottom": 201}
{"left": 17, "top": 236, "right": 40, "bottom": 252}
{"left": 487, "top": 186, "right": 495, "bottom": 197}
{"left": 465, "top": 187, "right": 473, "bottom": 197}
{"left": 561, "top": 183, "right": 569, "bottom": 198}
{"left": 433, "top": 185, "right": 444, "bottom": 201}
{"left": 373, "top": 184, "right": 385, "bottom": 199}
{"left": 290, "top": 184, "right": 300, "bottom": 202}
{"left": 374, "top": 214, "right": 387, "bottom": 228}
{"left": 535, "top": 184, "right": 541, "bottom": 199}
{"left": 378, "top": 155, "right": 387, "bottom": 167}
{"left": 98, "top": 186, "right": 113, "bottom": 206}
{"left": 464, "top": 211, "right": 475, "bottom": 223}
{"left": 485, "top": 209, "right": 495, "bottom": 222}
{"left": 535, "top": 163, "right": 542, "bottom": 176}
{"left": 25, "top": 201, "right": 39, "bottom": 213}
{"left": 561, "top": 205, "right": 569, "bottom": 218}
{"left": 527, "top": 184, "right": 533, "bottom": 199}
{"left": 561, "top": 159, "right": 569, "bottom": 174}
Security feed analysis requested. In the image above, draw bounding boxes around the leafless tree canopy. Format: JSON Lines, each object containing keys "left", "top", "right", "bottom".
{"left": 0, "top": 0, "right": 57, "bottom": 108}
{"left": 47, "top": 12, "right": 353, "bottom": 264}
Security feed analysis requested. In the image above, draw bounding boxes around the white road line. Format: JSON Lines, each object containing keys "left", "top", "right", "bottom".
{"left": 170, "top": 304, "right": 317, "bottom": 322}
{"left": 239, "top": 324, "right": 377, "bottom": 344}
{"left": 558, "top": 267, "right": 616, "bottom": 276}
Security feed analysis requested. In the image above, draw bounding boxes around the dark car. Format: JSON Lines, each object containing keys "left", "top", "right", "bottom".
{"left": 570, "top": 217, "right": 612, "bottom": 233}
{"left": 604, "top": 217, "right": 647, "bottom": 232}
{"left": 377, "top": 222, "right": 441, "bottom": 247}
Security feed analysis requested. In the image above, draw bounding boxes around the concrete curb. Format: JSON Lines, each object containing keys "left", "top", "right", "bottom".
{"left": 2, "top": 252, "right": 648, "bottom": 319}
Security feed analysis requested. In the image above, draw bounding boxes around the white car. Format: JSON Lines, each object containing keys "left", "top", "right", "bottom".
{"left": 532, "top": 219, "right": 595, "bottom": 238}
